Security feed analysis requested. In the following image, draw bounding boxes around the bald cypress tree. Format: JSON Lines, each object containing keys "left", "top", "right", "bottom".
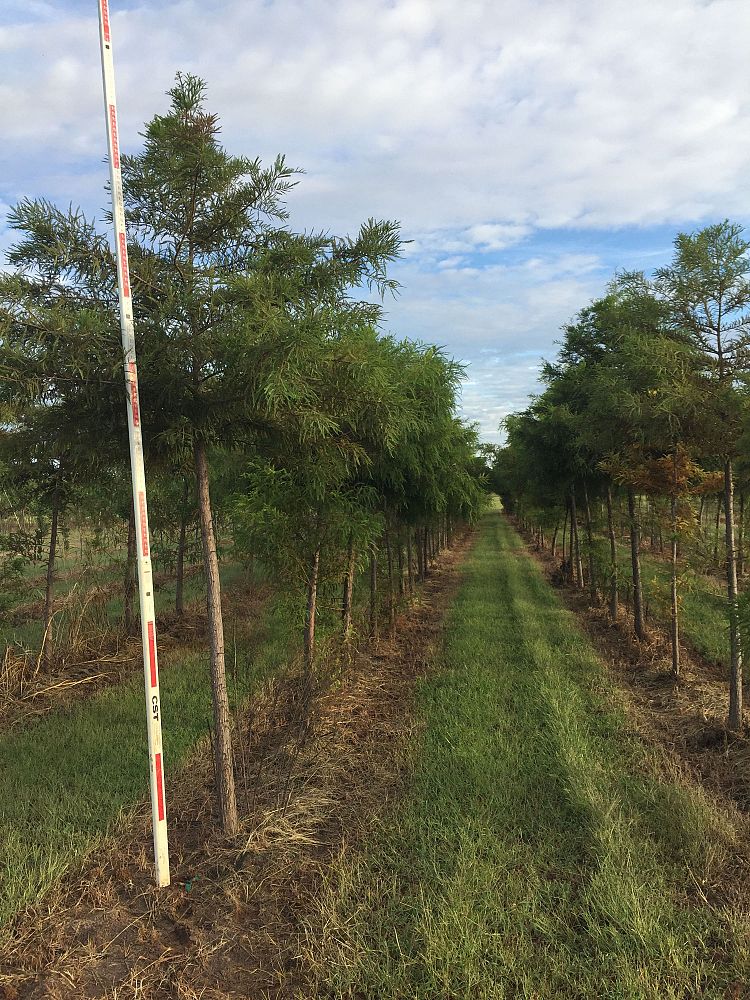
{"left": 657, "top": 221, "right": 750, "bottom": 731}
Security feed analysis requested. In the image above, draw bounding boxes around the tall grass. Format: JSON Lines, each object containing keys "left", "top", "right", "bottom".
{"left": 305, "top": 512, "right": 750, "bottom": 999}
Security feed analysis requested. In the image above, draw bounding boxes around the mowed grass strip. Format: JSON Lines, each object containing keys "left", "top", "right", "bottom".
{"left": 0, "top": 599, "right": 293, "bottom": 929}
{"left": 306, "top": 512, "right": 750, "bottom": 999}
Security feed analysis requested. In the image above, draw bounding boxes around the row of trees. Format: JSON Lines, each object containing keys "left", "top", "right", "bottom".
{"left": 494, "top": 221, "right": 750, "bottom": 731}
{"left": 0, "top": 74, "right": 486, "bottom": 833}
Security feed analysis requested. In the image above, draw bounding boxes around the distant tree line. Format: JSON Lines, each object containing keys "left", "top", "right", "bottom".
{"left": 493, "top": 221, "right": 750, "bottom": 731}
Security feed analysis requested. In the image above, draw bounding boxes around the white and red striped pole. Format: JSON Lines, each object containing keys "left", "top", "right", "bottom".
{"left": 97, "top": 0, "right": 170, "bottom": 887}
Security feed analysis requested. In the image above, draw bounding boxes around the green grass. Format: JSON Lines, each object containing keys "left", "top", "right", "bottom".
{"left": 632, "top": 549, "right": 730, "bottom": 667}
{"left": 0, "top": 595, "right": 295, "bottom": 929}
{"left": 0, "top": 558, "right": 249, "bottom": 653}
{"left": 306, "top": 512, "right": 750, "bottom": 999}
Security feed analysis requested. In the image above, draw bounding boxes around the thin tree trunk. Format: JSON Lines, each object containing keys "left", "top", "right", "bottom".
{"left": 582, "top": 481, "right": 596, "bottom": 603}
{"left": 650, "top": 503, "right": 656, "bottom": 550}
{"left": 194, "top": 440, "right": 238, "bottom": 836}
{"left": 175, "top": 478, "right": 189, "bottom": 617}
{"left": 714, "top": 493, "right": 723, "bottom": 565}
{"left": 561, "top": 501, "right": 569, "bottom": 579}
{"left": 407, "top": 531, "right": 414, "bottom": 593}
{"left": 738, "top": 492, "right": 745, "bottom": 578}
{"left": 570, "top": 490, "right": 584, "bottom": 590}
{"left": 422, "top": 526, "right": 429, "bottom": 578}
{"left": 628, "top": 486, "right": 646, "bottom": 641}
{"left": 342, "top": 531, "right": 355, "bottom": 640}
{"left": 416, "top": 527, "right": 423, "bottom": 582}
{"left": 397, "top": 530, "right": 405, "bottom": 598}
{"left": 369, "top": 543, "right": 378, "bottom": 640}
{"left": 42, "top": 483, "right": 61, "bottom": 666}
{"left": 124, "top": 503, "right": 136, "bottom": 634}
{"left": 551, "top": 519, "right": 560, "bottom": 559}
{"left": 606, "top": 484, "right": 618, "bottom": 622}
{"left": 385, "top": 529, "right": 395, "bottom": 637}
{"left": 670, "top": 490, "right": 680, "bottom": 678}
{"left": 304, "top": 542, "right": 321, "bottom": 674}
{"left": 726, "top": 460, "right": 743, "bottom": 731}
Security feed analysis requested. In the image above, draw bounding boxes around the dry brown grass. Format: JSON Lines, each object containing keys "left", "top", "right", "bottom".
{"left": 0, "top": 577, "right": 268, "bottom": 732}
{"left": 0, "top": 533, "right": 475, "bottom": 999}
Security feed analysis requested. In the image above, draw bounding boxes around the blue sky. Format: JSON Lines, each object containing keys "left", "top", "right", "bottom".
{"left": 2, "top": 0, "right": 750, "bottom": 442}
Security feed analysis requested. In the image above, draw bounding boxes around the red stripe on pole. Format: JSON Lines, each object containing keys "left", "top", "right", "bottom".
{"left": 129, "top": 361, "right": 140, "bottom": 426}
{"left": 109, "top": 105, "right": 119, "bottom": 169}
{"left": 148, "top": 621, "right": 157, "bottom": 686}
{"left": 155, "top": 753, "right": 165, "bottom": 821}
{"left": 101, "top": 0, "right": 111, "bottom": 43}
{"left": 138, "top": 491, "right": 149, "bottom": 556}
{"left": 119, "top": 233, "right": 130, "bottom": 297}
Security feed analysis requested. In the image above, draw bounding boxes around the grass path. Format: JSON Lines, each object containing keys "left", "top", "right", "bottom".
{"left": 306, "top": 512, "right": 750, "bottom": 999}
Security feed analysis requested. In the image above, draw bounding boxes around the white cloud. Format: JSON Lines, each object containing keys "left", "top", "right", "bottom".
{"left": 2, "top": 0, "right": 749, "bottom": 231}
{"left": 465, "top": 223, "right": 531, "bottom": 251}
{"left": 2, "top": 0, "right": 749, "bottom": 441}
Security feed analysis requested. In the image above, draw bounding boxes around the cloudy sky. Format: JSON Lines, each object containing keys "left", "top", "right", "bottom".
{"left": 2, "top": 0, "right": 749, "bottom": 442}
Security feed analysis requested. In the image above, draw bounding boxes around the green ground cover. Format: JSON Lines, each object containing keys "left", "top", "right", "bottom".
{"left": 307, "top": 512, "right": 750, "bottom": 999}
{"left": 0, "top": 595, "right": 293, "bottom": 929}
{"left": 0, "top": 560, "right": 247, "bottom": 652}
{"left": 614, "top": 547, "right": 731, "bottom": 667}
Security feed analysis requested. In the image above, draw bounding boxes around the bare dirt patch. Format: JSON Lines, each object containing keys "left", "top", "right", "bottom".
{"left": 0, "top": 530, "right": 475, "bottom": 999}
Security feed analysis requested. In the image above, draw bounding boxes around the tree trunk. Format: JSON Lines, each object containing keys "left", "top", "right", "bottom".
{"left": 570, "top": 490, "right": 584, "bottom": 590}
{"left": 714, "top": 493, "right": 723, "bottom": 565}
{"left": 385, "top": 529, "right": 395, "bottom": 637}
{"left": 670, "top": 491, "right": 680, "bottom": 679}
{"left": 583, "top": 481, "right": 596, "bottom": 603}
{"left": 738, "top": 492, "right": 745, "bottom": 578}
{"left": 194, "top": 440, "right": 238, "bottom": 836}
{"left": 422, "top": 526, "right": 429, "bottom": 578}
{"left": 304, "top": 542, "right": 321, "bottom": 674}
{"left": 42, "top": 484, "right": 61, "bottom": 666}
{"left": 397, "top": 530, "right": 405, "bottom": 598}
{"left": 416, "top": 527, "right": 423, "bottom": 582}
{"left": 606, "top": 484, "right": 618, "bottom": 622}
{"left": 551, "top": 519, "right": 560, "bottom": 559}
{"left": 175, "top": 478, "right": 189, "bottom": 617}
{"left": 369, "top": 543, "right": 378, "bottom": 640}
{"left": 726, "top": 460, "right": 743, "bottom": 731}
{"left": 124, "top": 503, "right": 136, "bottom": 634}
{"left": 561, "top": 500, "right": 569, "bottom": 579}
{"left": 407, "top": 530, "right": 414, "bottom": 593}
{"left": 342, "top": 531, "right": 355, "bottom": 640}
{"left": 628, "top": 487, "right": 646, "bottom": 641}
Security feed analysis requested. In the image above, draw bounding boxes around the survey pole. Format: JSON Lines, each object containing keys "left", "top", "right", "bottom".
{"left": 97, "top": 0, "right": 170, "bottom": 887}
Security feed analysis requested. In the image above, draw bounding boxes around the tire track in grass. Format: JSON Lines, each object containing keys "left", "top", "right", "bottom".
{"left": 304, "top": 512, "right": 750, "bottom": 999}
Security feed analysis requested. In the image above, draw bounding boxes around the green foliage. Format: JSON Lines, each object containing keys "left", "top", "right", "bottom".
{"left": 306, "top": 514, "right": 749, "bottom": 998}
